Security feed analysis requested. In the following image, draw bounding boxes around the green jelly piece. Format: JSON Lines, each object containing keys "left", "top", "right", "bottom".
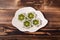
{"left": 28, "top": 13, "right": 34, "bottom": 19}
{"left": 24, "top": 21, "right": 30, "bottom": 27}
{"left": 33, "top": 19, "right": 39, "bottom": 25}
{"left": 18, "top": 14, "right": 25, "bottom": 21}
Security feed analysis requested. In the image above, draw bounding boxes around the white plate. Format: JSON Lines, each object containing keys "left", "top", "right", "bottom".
{"left": 12, "top": 7, "right": 48, "bottom": 32}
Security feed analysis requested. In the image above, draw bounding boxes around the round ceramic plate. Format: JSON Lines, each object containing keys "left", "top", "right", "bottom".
{"left": 12, "top": 7, "right": 48, "bottom": 32}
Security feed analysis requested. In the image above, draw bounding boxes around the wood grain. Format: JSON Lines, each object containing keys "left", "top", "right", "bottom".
{"left": 0, "top": 0, "right": 60, "bottom": 40}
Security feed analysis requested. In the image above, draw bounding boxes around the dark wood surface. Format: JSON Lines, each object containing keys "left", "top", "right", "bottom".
{"left": 0, "top": 0, "right": 60, "bottom": 40}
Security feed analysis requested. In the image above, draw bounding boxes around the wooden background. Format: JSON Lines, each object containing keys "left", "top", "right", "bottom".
{"left": 0, "top": 0, "right": 60, "bottom": 40}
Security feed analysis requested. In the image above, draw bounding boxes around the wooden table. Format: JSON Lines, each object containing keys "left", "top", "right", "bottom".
{"left": 0, "top": 0, "right": 60, "bottom": 40}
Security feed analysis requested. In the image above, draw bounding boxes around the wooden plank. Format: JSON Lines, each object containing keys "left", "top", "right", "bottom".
{"left": 0, "top": 0, "right": 21, "bottom": 9}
